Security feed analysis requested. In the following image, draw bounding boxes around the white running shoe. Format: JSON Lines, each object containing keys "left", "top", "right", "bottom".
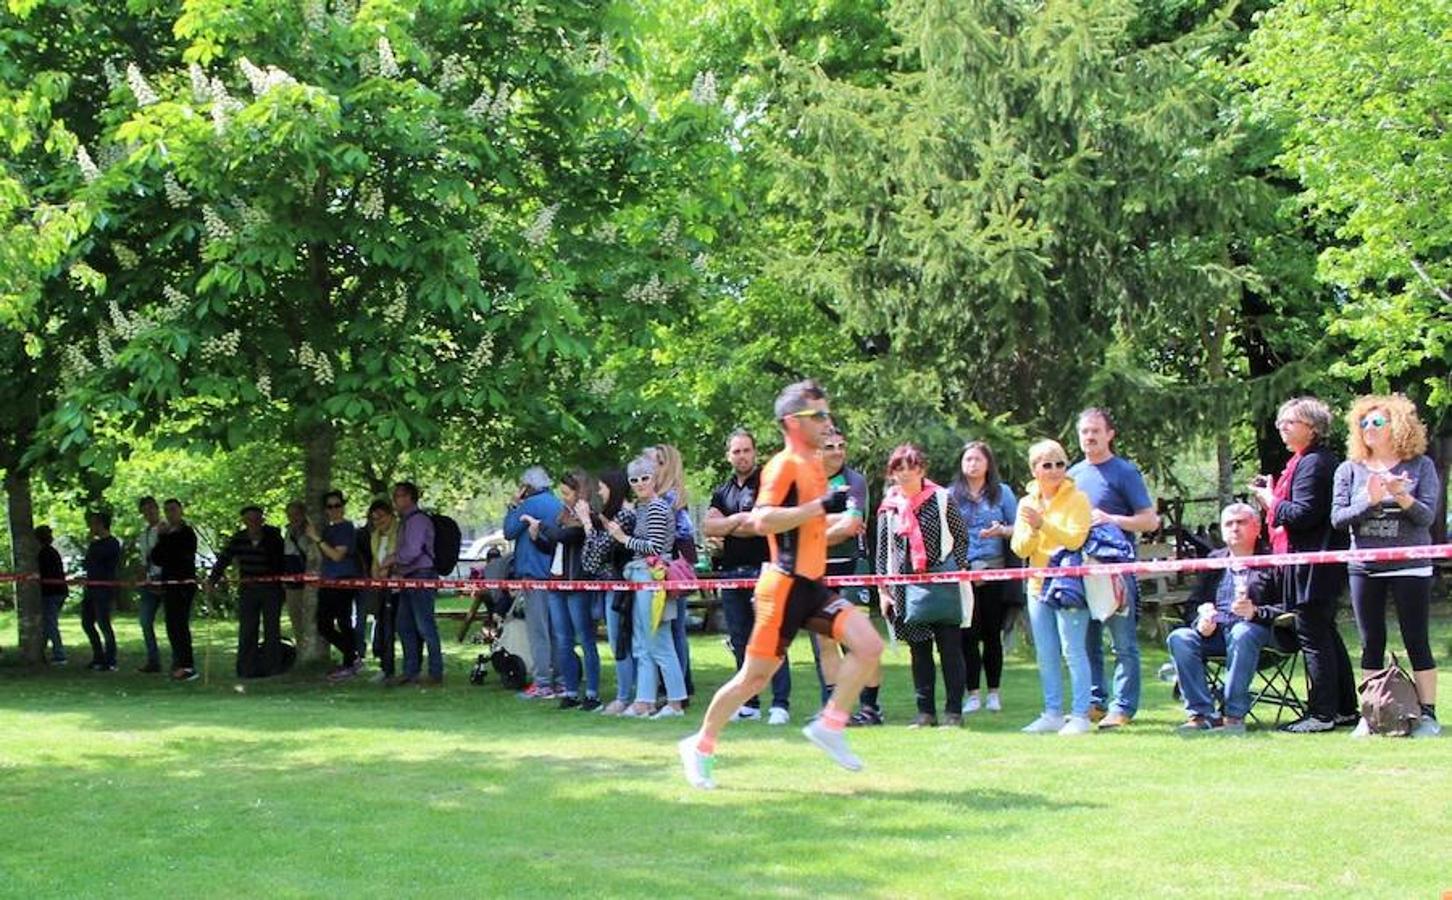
{"left": 962, "top": 694, "right": 982, "bottom": 715}
{"left": 802, "top": 720, "right": 863, "bottom": 772}
{"left": 651, "top": 705, "right": 684, "bottom": 720}
{"left": 732, "top": 705, "right": 762, "bottom": 722}
{"left": 1021, "top": 713, "right": 1066, "bottom": 734}
{"left": 677, "top": 736, "right": 716, "bottom": 790}
{"left": 1350, "top": 717, "right": 1372, "bottom": 738}
{"left": 1412, "top": 716, "right": 1442, "bottom": 738}
{"left": 767, "top": 706, "right": 790, "bottom": 726}
{"left": 986, "top": 692, "right": 1002, "bottom": 712}
{"left": 1058, "top": 715, "right": 1093, "bottom": 736}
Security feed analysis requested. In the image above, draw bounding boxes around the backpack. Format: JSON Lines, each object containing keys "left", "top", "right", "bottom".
{"left": 428, "top": 513, "right": 461, "bottom": 576}
{"left": 1358, "top": 654, "right": 1422, "bottom": 736}
{"left": 408, "top": 510, "right": 461, "bottom": 577}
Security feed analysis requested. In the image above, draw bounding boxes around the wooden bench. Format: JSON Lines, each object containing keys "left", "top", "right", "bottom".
{"left": 1135, "top": 541, "right": 1192, "bottom": 640}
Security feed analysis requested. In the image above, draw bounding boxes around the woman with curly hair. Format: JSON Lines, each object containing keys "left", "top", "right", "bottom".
{"left": 1331, "top": 394, "right": 1443, "bottom": 737}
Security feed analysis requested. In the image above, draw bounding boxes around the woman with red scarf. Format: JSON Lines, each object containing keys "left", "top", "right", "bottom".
{"left": 876, "top": 444, "right": 972, "bottom": 728}
{"left": 1250, "top": 396, "right": 1358, "bottom": 733}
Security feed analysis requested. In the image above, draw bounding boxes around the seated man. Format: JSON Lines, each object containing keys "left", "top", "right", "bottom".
{"left": 1166, "top": 503, "right": 1285, "bottom": 734}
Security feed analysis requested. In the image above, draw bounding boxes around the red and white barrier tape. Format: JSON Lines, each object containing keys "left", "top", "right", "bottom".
{"left": 5, "top": 543, "right": 1451, "bottom": 594}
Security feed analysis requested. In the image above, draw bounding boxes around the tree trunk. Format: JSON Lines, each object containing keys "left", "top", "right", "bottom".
{"left": 1432, "top": 432, "right": 1451, "bottom": 545}
{"left": 1216, "top": 431, "right": 1234, "bottom": 508}
{"left": 288, "top": 421, "right": 337, "bottom": 664}
{"left": 5, "top": 467, "right": 43, "bottom": 664}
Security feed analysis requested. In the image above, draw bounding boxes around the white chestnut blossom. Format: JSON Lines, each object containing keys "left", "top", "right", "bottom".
{"left": 188, "top": 64, "right": 211, "bottom": 102}
{"left": 625, "top": 273, "right": 670, "bottom": 305}
{"left": 659, "top": 216, "right": 680, "bottom": 246}
{"left": 303, "top": 0, "right": 327, "bottom": 32}
{"left": 96, "top": 331, "right": 116, "bottom": 366}
{"left": 358, "top": 182, "right": 385, "bottom": 220}
{"left": 377, "top": 37, "right": 401, "bottom": 79}
{"left": 160, "top": 285, "right": 190, "bottom": 321}
{"left": 200, "top": 330, "right": 241, "bottom": 362}
{"left": 256, "top": 368, "right": 273, "bottom": 399}
{"left": 103, "top": 60, "right": 124, "bottom": 92}
{"left": 163, "top": 172, "right": 191, "bottom": 208}
{"left": 126, "top": 63, "right": 158, "bottom": 106}
{"left": 690, "top": 71, "right": 718, "bottom": 106}
{"left": 202, "top": 205, "right": 234, "bottom": 242}
{"left": 109, "top": 300, "right": 141, "bottom": 340}
{"left": 239, "top": 58, "right": 297, "bottom": 97}
{"left": 523, "top": 203, "right": 559, "bottom": 247}
{"left": 113, "top": 243, "right": 139, "bottom": 270}
{"left": 76, "top": 145, "right": 100, "bottom": 183}
{"left": 462, "top": 331, "right": 495, "bottom": 383}
{"left": 296, "top": 341, "right": 335, "bottom": 385}
{"left": 437, "top": 54, "right": 467, "bottom": 92}
{"left": 382, "top": 285, "right": 408, "bottom": 327}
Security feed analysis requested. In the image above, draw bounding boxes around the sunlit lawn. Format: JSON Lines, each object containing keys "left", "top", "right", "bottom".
{"left": 2, "top": 604, "right": 1450, "bottom": 898}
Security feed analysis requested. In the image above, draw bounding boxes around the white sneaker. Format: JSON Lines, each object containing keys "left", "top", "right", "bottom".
{"left": 651, "top": 705, "right": 684, "bottom": 720}
{"left": 1058, "top": 715, "right": 1093, "bottom": 736}
{"left": 677, "top": 736, "right": 716, "bottom": 790}
{"left": 962, "top": 694, "right": 982, "bottom": 715}
{"left": 986, "top": 693, "right": 1002, "bottom": 712}
{"left": 1021, "top": 713, "right": 1066, "bottom": 734}
{"left": 732, "top": 706, "right": 762, "bottom": 722}
{"left": 801, "top": 720, "right": 863, "bottom": 772}
{"left": 1350, "top": 717, "right": 1372, "bottom": 738}
{"left": 1412, "top": 716, "right": 1442, "bottom": 738}
{"left": 767, "top": 706, "right": 791, "bottom": 726}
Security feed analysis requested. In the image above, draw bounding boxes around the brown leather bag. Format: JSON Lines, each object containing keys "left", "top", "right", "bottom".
{"left": 1358, "top": 653, "right": 1421, "bottom": 737}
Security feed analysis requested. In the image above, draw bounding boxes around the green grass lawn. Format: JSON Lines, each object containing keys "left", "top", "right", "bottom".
{"left": 2, "top": 606, "right": 1450, "bottom": 899}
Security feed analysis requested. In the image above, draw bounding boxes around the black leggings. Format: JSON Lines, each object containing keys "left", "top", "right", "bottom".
{"left": 910, "top": 623, "right": 966, "bottom": 715}
{"left": 317, "top": 587, "right": 359, "bottom": 664}
{"left": 962, "top": 580, "right": 1007, "bottom": 691}
{"left": 1349, "top": 573, "right": 1435, "bottom": 671}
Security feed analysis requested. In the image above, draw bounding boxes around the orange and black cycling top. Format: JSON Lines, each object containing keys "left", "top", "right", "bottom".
{"left": 758, "top": 448, "right": 828, "bottom": 580}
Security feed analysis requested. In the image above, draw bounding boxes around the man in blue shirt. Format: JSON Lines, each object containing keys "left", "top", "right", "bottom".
{"left": 503, "top": 466, "right": 564, "bottom": 697}
{"left": 1068, "top": 408, "right": 1160, "bottom": 729}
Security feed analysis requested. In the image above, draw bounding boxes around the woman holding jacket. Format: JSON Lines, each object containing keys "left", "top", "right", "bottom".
{"left": 1012, "top": 439, "right": 1094, "bottom": 736}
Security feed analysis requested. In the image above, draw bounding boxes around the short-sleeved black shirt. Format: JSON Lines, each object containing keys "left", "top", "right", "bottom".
{"left": 710, "top": 468, "right": 771, "bottom": 571}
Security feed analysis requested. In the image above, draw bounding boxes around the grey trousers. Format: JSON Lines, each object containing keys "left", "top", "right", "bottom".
{"left": 523, "top": 587, "right": 558, "bottom": 687}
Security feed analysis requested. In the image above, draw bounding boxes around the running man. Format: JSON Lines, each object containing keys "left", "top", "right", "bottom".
{"left": 680, "top": 380, "right": 885, "bottom": 789}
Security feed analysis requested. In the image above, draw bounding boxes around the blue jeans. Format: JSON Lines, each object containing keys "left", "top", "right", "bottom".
{"left": 1028, "top": 597, "right": 1091, "bottom": 717}
{"left": 549, "top": 591, "right": 601, "bottom": 698}
{"left": 42, "top": 594, "right": 66, "bottom": 662}
{"left": 603, "top": 590, "right": 636, "bottom": 703}
{"left": 670, "top": 596, "right": 694, "bottom": 696}
{"left": 1087, "top": 579, "right": 1141, "bottom": 716}
{"left": 397, "top": 578, "right": 442, "bottom": 680}
{"left": 137, "top": 587, "right": 161, "bottom": 666}
{"left": 1168, "top": 621, "right": 1272, "bottom": 719}
{"left": 721, "top": 577, "right": 791, "bottom": 710}
{"left": 626, "top": 561, "right": 686, "bottom": 703}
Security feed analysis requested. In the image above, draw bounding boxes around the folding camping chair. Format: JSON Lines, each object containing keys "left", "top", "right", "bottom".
{"left": 1205, "top": 614, "right": 1306, "bottom": 726}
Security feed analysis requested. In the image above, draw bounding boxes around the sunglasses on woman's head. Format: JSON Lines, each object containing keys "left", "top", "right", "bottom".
{"left": 1360, "top": 414, "right": 1388, "bottom": 430}
{"left": 1038, "top": 460, "right": 1067, "bottom": 470}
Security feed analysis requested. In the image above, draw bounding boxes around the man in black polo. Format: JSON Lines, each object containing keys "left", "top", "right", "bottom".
{"left": 816, "top": 426, "right": 882, "bottom": 725}
{"left": 208, "top": 505, "right": 287, "bottom": 678}
{"left": 704, "top": 428, "right": 792, "bottom": 724}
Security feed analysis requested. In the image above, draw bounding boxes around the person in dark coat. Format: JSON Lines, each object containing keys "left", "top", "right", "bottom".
{"left": 37, "top": 526, "right": 69, "bottom": 664}
{"left": 208, "top": 506, "right": 287, "bottom": 678}
{"left": 151, "top": 499, "right": 199, "bottom": 681}
{"left": 1251, "top": 396, "right": 1358, "bottom": 732}
{"left": 81, "top": 511, "right": 121, "bottom": 670}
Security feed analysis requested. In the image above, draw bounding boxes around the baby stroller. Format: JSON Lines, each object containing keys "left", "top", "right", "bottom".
{"left": 467, "top": 557, "right": 531, "bottom": 690}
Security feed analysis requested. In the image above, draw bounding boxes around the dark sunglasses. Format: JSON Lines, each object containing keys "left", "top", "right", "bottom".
{"left": 628, "top": 475, "right": 653, "bottom": 484}
{"left": 1359, "top": 414, "right": 1388, "bottom": 429}
{"left": 1038, "top": 460, "right": 1068, "bottom": 470}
